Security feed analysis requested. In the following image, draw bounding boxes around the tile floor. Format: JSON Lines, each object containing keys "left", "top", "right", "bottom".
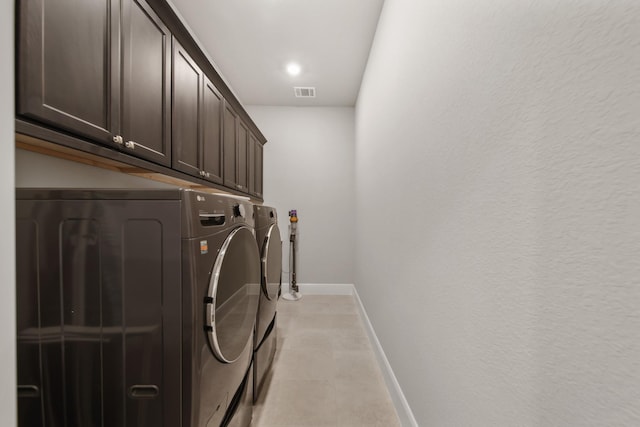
{"left": 252, "top": 295, "right": 401, "bottom": 427}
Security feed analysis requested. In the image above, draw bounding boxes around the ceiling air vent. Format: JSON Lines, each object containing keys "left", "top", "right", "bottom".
{"left": 294, "top": 87, "right": 316, "bottom": 98}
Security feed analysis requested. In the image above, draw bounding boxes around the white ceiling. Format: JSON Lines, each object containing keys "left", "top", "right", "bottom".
{"left": 168, "top": 0, "right": 385, "bottom": 107}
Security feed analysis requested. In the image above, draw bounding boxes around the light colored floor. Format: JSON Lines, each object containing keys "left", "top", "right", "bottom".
{"left": 252, "top": 295, "right": 401, "bottom": 427}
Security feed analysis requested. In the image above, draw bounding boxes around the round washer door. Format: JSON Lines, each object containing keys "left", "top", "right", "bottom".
{"left": 205, "top": 226, "right": 260, "bottom": 363}
{"left": 261, "top": 223, "right": 282, "bottom": 301}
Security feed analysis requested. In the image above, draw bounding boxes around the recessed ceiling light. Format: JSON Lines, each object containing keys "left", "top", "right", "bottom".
{"left": 286, "top": 62, "right": 301, "bottom": 76}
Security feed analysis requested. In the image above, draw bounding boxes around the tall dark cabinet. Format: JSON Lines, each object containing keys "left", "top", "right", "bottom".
{"left": 18, "top": 0, "right": 172, "bottom": 166}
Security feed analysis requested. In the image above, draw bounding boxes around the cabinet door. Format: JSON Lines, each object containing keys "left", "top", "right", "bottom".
{"left": 171, "top": 39, "right": 202, "bottom": 176}
{"left": 254, "top": 140, "right": 264, "bottom": 198}
{"left": 201, "top": 77, "right": 224, "bottom": 184}
{"left": 18, "top": 0, "right": 119, "bottom": 144}
{"left": 223, "top": 103, "right": 238, "bottom": 189}
{"left": 248, "top": 132, "right": 263, "bottom": 198}
{"left": 248, "top": 134, "right": 256, "bottom": 196}
{"left": 120, "top": 0, "right": 171, "bottom": 166}
{"left": 236, "top": 121, "right": 249, "bottom": 192}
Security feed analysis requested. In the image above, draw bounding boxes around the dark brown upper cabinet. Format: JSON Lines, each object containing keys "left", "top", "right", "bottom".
{"left": 223, "top": 103, "right": 252, "bottom": 193}
{"left": 172, "top": 40, "right": 223, "bottom": 184}
{"left": 119, "top": 0, "right": 172, "bottom": 166}
{"left": 18, "top": 0, "right": 119, "bottom": 143}
{"left": 223, "top": 103, "right": 239, "bottom": 190}
{"left": 248, "top": 133, "right": 255, "bottom": 197}
{"left": 201, "top": 78, "right": 224, "bottom": 184}
{"left": 172, "top": 39, "right": 201, "bottom": 177}
{"left": 18, "top": 0, "right": 171, "bottom": 166}
{"left": 249, "top": 132, "right": 264, "bottom": 199}
{"left": 17, "top": 0, "right": 266, "bottom": 199}
{"left": 236, "top": 120, "right": 250, "bottom": 193}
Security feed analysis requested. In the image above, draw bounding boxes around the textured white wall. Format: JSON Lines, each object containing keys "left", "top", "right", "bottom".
{"left": 356, "top": 1, "right": 640, "bottom": 425}
{"left": 1, "top": 0, "right": 16, "bottom": 423}
{"left": 247, "top": 106, "right": 355, "bottom": 285}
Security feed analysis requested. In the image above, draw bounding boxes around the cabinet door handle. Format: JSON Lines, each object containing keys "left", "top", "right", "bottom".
{"left": 125, "top": 141, "right": 135, "bottom": 149}
{"left": 17, "top": 385, "right": 40, "bottom": 397}
{"left": 113, "top": 135, "right": 124, "bottom": 145}
{"left": 128, "top": 385, "right": 159, "bottom": 399}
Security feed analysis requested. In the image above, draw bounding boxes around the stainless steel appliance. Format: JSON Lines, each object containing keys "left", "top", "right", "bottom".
{"left": 252, "top": 205, "right": 282, "bottom": 401}
{"left": 182, "top": 191, "right": 258, "bottom": 427}
{"left": 16, "top": 189, "right": 259, "bottom": 427}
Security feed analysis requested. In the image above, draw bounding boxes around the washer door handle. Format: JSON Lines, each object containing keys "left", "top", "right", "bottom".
{"left": 205, "top": 301, "right": 215, "bottom": 329}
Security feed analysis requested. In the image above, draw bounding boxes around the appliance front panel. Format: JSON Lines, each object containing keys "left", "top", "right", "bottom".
{"left": 205, "top": 226, "right": 260, "bottom": 363}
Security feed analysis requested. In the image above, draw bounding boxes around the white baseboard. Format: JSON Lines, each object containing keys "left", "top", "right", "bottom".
{"left": 281, "top": 282, "right": 354, "bottom": 295}
{"left": 353, "top": 288, "right": 419, "bottom": 427}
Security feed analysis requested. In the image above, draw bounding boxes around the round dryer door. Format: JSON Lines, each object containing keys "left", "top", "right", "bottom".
{"left": 262, "top": 223, "right": 282, "bottom": 301}
{"left": 205, "top": 226, "right": 260, "bottom": 363}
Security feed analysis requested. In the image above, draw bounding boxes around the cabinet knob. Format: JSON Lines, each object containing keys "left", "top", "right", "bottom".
{"left": 113, "top": 135, "right": 124, "bottom": 145}
{"left": 125, "top": 141, "right": 135, "bottom": 149}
